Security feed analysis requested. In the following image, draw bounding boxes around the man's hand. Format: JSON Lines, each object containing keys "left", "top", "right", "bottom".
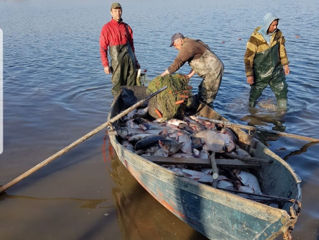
{"left": 247, "top": 76, "right": 254, "bottom": 85}
{"left": 284, "top": 65, "right": 290, "bottom": 75}
{"left": 161, "top": 69, "right": 169, "bottom": 77}
{"left": 185, "top": 70, "right": 195, "bottom": 79}
{"left": 104, "top": 66, "right": 111, "bottom": 75}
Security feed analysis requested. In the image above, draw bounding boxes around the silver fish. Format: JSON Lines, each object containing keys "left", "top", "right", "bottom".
{"left": 234, "top": 170, "right": 262, "bottom": 195}
{"left": 126, "top": 119, "right": 142, "bottom": 129}
{"left": 184, "top": 117, "right": 207, "bottom": 132}
{"left": 122, "top": 140, "right": 134, "bottom": 152}
{"left": 220, "top": 133, "right": 236, "bottom": 152}
{"left": 178, "top": 133, "right": 193, "bottom": 154}
{"left": 145, "top": 145, "right": 161, "bottom": 154}
{"left": 234, "top": 145, "right": 251, "bottom": 158}
{"left": 135, "top": 106, "right": 149, "bottom": 117}
{"left": 135, "top": 135, "right": 166, "bottom": 150}
{"left": 195, "top": 130, "right": 227, "bottom": 152}
{"left": 191, "top": 136, "right": 202, "bottom": 149}
{"left": 192, "top": 148, "right": 200, "bottom": 157}
{"left": 180, "top": 168, "right": 214, "bottom": 183}
{"left": 158, "top": 139, "right": 182, "bottom": 156}
{"left": 189, "top": 116, "right": 216, "bottom": 129}
{"left": 166, "top": 118, "right": 187, "bottom": 127}
{"left": 128, "top": 133, "right": 159, "bottom": 142}
{"left": 216, "top": 175, "right": 235, "bottom": 190}
{"left": 117, "top": 127, "right": 144, "bottom": 139}
{"left": 221, "top": 128, "right": 238, "bottom": 142}
{"left": 199, "top": 149, "right": 209, "bottom": 159}
{"left": 123, "top": 107, "right": 149, "bottom": 121}
{"left": 122, "top": 109, "right": 138, "bottom": 121}
{"left": 153, "top": 148, "right": 169, "bottom": 157}
{"left": 171, "top": 152, "right": 195, "bottom": 159}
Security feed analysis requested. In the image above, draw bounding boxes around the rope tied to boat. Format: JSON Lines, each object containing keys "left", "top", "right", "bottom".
{"left": 281, "top": 200, "right": 302, "bottom": 240}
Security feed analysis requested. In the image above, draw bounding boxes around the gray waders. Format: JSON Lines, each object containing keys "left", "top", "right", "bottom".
{"left": 249, "top": 43, "right": 288, "bottom": 110}
{"left": 189, "top": 49, "right": 224, "bottom": 104}
{"left": 109, "top": 44, "right": 138, "bottom": 96}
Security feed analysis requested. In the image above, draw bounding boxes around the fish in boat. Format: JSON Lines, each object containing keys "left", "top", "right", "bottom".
{"left": 134, "top": 135, "right": 166, "bottom": 150}
{"left": 158, "top": 139, "right": 183, "bottom": 156}
{"left": 194, "top": 130, "right": 234, "bottom": 153}
{"left": 108, "top": 86, "right": 302, "bottom": 240}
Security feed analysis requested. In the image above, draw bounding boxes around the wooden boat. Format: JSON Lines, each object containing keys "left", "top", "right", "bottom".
{"left": 107, "top": 86, "right": 301, "bottom": 240}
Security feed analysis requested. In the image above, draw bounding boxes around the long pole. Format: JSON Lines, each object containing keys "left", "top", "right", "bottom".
{"left": 0, "top": 86, "right": 167, "bottom": 194}
{"left": 199, "top": 117, "right": 319, "bottom": 143}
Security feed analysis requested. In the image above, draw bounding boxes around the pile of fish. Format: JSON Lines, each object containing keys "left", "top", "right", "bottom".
{"left": 116, "top": 106, "right": 265, "bottom": 201}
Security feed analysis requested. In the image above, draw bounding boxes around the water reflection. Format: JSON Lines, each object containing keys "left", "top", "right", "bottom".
{"left": 241, "top": 100, "right": 286, "bottom": 129}
{"left": 107, "top": 141, "right": 208, "bottom": 240}
{"left": 242, "top": 112, "right": 286, "bottom": 130}
{"left": 283, "top": 141, "right": 319, "bottom": 161}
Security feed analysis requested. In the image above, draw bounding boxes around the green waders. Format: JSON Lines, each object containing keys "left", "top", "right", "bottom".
{"left": 249, "top": 43, "right": 288, "bottom": 110}
{"left": 109, "top": 44, "right": 138, "bottom": 96}
{"left": 189, "top": 49, "right": 224, "bottom": 104}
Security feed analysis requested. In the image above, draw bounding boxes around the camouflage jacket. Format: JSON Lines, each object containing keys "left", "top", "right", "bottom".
{"left": 244, "top": 27, "right": 289, "bottom": 77}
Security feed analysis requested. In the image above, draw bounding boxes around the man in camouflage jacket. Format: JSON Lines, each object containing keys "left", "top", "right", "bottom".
{"left": 244, "top": 13, "right": 290, "bottom": 110}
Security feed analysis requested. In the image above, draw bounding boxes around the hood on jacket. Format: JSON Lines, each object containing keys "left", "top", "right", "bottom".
{"left": 259, "top": 12, "right": 279, "bottom": 44}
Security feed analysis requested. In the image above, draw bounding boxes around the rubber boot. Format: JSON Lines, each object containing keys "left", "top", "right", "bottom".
{"left": 249, "top": 100, "right": 256, "bottom": 108}
{"left": 277, "top": 98, "right": 287, "bottom": 115}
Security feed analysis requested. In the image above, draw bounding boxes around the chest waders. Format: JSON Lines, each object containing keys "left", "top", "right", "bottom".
{"left": 249, "top": 43, "right": 288, "bottom": 110}
{"left": 189, "top": 49, "right": 224, "bottom": 104}
{"left": 109, "top": 43, "right": 138, "bottom": 96}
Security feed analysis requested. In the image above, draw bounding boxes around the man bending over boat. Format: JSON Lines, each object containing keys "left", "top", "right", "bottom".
{"left": 161, "top": 33, "right": 224, "bottom": 106}
{"left": 244, "top": 13, "right": 290, "bottom": 111}
{"left": 100, "top": 2, "right": 140, "bottom": 96}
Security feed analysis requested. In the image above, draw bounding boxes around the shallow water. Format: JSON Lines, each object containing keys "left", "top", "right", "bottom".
{"left": 0, "top": 0, "right": 319, "bottom": 239}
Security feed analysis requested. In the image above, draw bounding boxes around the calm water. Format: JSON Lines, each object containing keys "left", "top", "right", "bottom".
{"left": 1, "top": 0, "right": 319, "bottom": 239}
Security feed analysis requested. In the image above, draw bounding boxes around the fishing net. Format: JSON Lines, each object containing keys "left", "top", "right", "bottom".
{"left": 146, "top": 74, "right": 192, "bottom": 120}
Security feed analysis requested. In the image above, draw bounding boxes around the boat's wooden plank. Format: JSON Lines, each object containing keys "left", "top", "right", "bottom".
{"left": 223, "top": 152, "right": 273, "bottom": 164}
{"left": 145, "top": 156, "right": 261, "bottom": 168}
{"left": 216, "top": 158, "right": 261, "bottom": 168}
{"left": 145, "top": 156, "right": 210, "bottom": 165}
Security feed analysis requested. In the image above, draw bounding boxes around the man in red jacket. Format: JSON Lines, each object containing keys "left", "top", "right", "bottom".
{"left": 100, "top": 2, "right": 139, "bottom": 96}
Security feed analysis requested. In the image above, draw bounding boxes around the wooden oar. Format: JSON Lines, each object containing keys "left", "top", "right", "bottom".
{"left": 198, "top": 117, "right": 319, "bottom": 143}
{"left": 210, "top": 152, "right": 219, "bottom": 188}
{"left": 210, "top": 153, "right": 219, "bottom": 179}
{"left": 0, "top": 86, "right": 167, "bottom": 194}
